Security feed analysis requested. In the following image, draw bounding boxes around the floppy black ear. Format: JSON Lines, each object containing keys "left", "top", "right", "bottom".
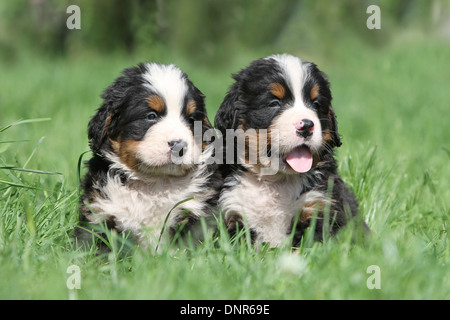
{"left": 191, "top": 83, "right": 213, "bottom": 131}
{"left": 315, "top": 68, "right": 342, "bottom": 148}
{"left": 214, "top": 82, "right": 241, "bottom": 132}
{"left": 88, "top": 101, "right": 116, "bottom": 154}
{"left": 88, "top": 66, "right": 143, "bottom": 154}
{"left": 87, "top": 78, "right": 127, "bottom": 154}
{"left": 328, "top": 104, "right": 342, "bottom": 148}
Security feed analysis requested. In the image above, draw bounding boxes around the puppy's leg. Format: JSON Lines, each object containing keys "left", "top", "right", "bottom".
{"left": 291, "top": 190, "right": 338, "bottom": 245}
{"left": 170, "top": 211, "right": 199, "bottom": 241}
{"left": 292, "top": 178, "right": 363, "bottom": 245}
{"left": 224, "top": 212, "right": 257, "bottom": 244}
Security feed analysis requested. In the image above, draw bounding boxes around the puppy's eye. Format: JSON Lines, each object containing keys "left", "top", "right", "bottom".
{"left": 268, "top": 99, "right": 281, "bottom": 107}
{"left": 147, "top": 112, "right": 158, "bottom": 121}
{"left": 312, "top": 101, "right": 321, "bottom": 109}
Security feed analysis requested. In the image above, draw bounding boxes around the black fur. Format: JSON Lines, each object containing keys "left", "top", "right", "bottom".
{"left": 76, "top": 62, "right": 220, "bottom": 251}
{"left": 214, "top": 55, "right": 366, "bottom": 246}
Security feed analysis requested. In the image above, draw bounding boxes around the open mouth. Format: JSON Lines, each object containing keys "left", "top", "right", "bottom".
{"left": 284, "top": 145, "right": 313, "bottom": 173}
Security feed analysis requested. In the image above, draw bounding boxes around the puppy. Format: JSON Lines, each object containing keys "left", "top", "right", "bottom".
{"left": 214, "top": 54, "right": 363, "bottom": 248}
{"left": 77, "top": 62, "right": 221, "bottom": 252}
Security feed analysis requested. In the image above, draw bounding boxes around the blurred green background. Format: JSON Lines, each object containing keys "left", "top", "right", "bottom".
{"left": 2, "top": 0, "right": 448, "bottom": 61}
{"left": 1, "top": 0, "right": 449, "bottom": 186}
{"left": 1, "top": 0, "right": 449, "bottom": 300}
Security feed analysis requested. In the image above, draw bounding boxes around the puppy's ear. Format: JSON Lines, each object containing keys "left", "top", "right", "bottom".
{"left": 88, "top": 66, "right": 141, "bottom": 154}
{"left": 88, "top": 102, "right": 116, "bottom": 154}
{"left": 88, "top": 79, "right": 126, "bottom": 154}
{"left": 214, "top": 82, "right": 241, "bottom": 132}
{"left": 315, "top": 68, "right": 342, "bottom": 148}
{"left": 194, "top": 86, "right": 213, "bottom": 131}
{"left": 327, "top": 104, "right": 342, "bottom": 148}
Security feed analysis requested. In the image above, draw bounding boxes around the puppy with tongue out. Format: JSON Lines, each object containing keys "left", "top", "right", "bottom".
{"left": 284, "top": 119, "right": 316, "bottom": 173}
{"left": 286, "top": 145, "right": 313, "bottom": 173}
{"left": 215, "top": 54, "right": 362, "bottom": 248}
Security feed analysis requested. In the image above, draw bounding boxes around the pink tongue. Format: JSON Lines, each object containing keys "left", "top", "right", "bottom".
{"left": 286, "top": 146, "right": 313, "bottom": 173}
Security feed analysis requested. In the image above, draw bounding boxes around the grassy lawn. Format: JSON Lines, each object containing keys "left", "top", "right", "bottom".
{"left": 0, "top": 35, "right": 448, "bottom": 300}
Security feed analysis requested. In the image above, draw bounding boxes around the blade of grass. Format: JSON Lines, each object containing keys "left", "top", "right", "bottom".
{"left": 0, "top": 179, "right": 37, "bottom": 189}
{"left": 22, "top": 136, "right": 45, "bottom": 169}
{"left": 77, "top": 150, "right": 91, "bottom": 196}
{"left": 0, "top": 118, "right": 51, "bottom": 133}
{"left": 0, "top": 166, "right": 61, "bottom": 175}
{"left": 155, "top": 196, "right": 194, "bottom": 253}
{"left": 0, "top": 140, "right": 30, "bottom": 144}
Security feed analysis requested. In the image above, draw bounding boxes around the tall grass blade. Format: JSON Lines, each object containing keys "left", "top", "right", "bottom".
{"left": 0, "top": 118, "right": 51, "bottom": 133}
{"left": 155, "top": 196, "right": 194, "bottom": 253}
{"left": 0, "top": 166, "right": 61, "bottom": 175}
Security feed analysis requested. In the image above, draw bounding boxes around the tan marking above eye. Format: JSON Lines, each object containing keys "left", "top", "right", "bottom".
{"left": 269, "top": 82, "right": 286, "bottom": 99}
{"left": 310, "top": 84, "right": 320, "bottom": 100}
{"left": 322, "top": 128, "right": 332, "bottom": 142}
{"left": 146, "top": 94, "right": 165, "bottom": 113}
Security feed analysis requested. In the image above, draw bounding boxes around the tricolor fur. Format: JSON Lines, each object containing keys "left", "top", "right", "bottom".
{"left": 77, "top": 63, "right": 221, "bottom": 251}
{"left": 215, "top": 54, "right": 364, "bottom": 247}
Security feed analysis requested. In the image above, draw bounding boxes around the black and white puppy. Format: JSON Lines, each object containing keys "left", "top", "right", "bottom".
{"left": 77, "top": 62, "right": 220, "bottom": 251}
{"left": 214, "top": 54, "right": 362, "bottom": 248}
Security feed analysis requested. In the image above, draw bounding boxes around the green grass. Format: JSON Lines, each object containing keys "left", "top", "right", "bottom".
{"left": 0, "top": 35, "right": 449, "bottom": 300}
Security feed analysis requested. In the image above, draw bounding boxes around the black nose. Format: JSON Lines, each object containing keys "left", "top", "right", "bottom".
{"left": 296, "top": 119, "right": 314, "bottom": 138}
{"left": 168, "top": 140, "right": 188, "bottom": 157}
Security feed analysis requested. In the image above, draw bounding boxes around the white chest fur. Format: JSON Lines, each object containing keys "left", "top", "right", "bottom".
{"left": 220, "top": 172, "right": 326, "bottom": 247}
{"left": 89, "top": 171, "right": 210, "bottom": 248}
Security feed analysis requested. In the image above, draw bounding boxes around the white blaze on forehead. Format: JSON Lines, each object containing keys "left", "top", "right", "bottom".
{"left": 268, "top": 54, "right": 307, "bottom": 103}
{"left": 141, "top": 63, "right": 188, "bottom": 115}
{"left": 136, "top": 63, "right": 202, "bottom": 173}
{"left": 266, "top": 54, "right": 323, "bottom": 170}
{"left": 268, "top": 54, "right": 318, "bottom": 124}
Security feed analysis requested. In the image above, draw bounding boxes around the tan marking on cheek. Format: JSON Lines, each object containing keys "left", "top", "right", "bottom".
{"left": 236, "top": 117, "right": 247, "bottom": 130}
{"left": 328, "top": 108, "right": 335, "bottom": 126}
{"left": 120, "top": 140, "right": 140, "bottom": 169}
{"left": 310, "top": 84, "right": 320, "bottom": 100}
{"left": 146, "top": 94, "right": 165, "bottom": 113}
{"left": 269, "top": 82, "right": 286, "bottom": 99}
{"left": 186, "top": 99, "right": 196, "bottom": 116}
{"left": 110, "top": 138, "right": 140, "bottom": 170}
{"left": 244, "top": 133, "right": 254, "bottom": 165}
{"left": 322, "top": 128, "right": 332, "bottom": 143}
{"left": 110, "top": 139, "right": 120, "bottom": 155}
{"left": 238, "top": 129, "right": 273, "bottom": 168}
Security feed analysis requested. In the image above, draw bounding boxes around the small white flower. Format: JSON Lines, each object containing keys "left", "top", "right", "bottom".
{"left": 278, "top": 253, "right": 309, "bottom": 277}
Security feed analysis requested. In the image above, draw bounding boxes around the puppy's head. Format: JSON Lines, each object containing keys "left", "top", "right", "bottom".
{"left": 214, "top": 54, "right": 341, "bottom": 175}
{"left": 89, "top": 63, "right": 212, "bottom": 176}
